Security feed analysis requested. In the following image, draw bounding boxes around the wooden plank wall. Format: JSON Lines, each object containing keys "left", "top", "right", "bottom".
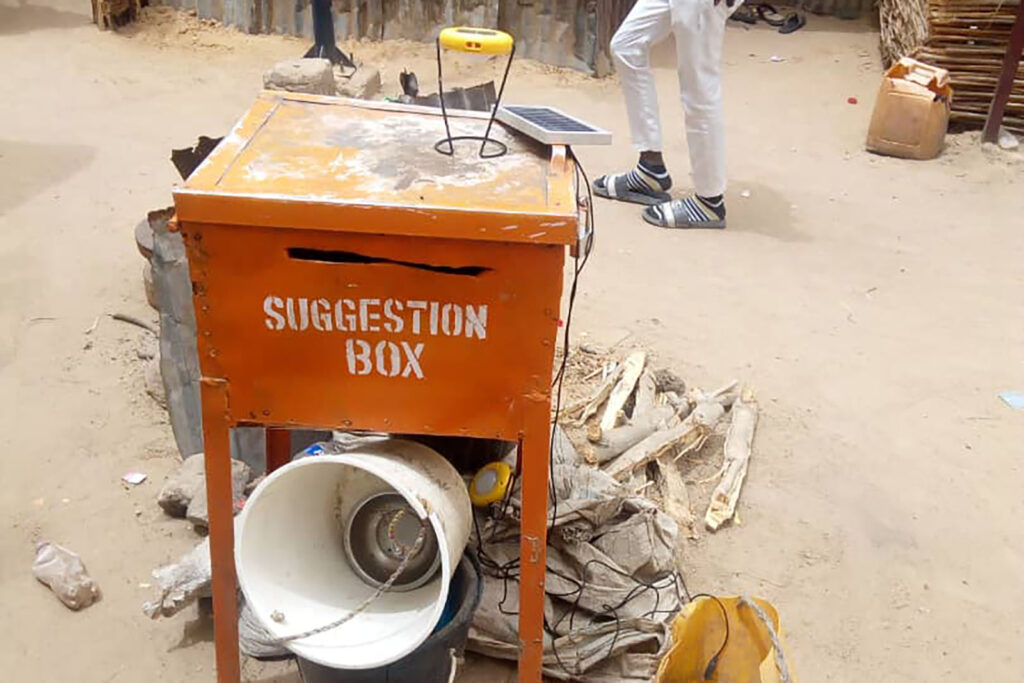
{"left": 153, "top": 0, "right": 635, "bottom": 73}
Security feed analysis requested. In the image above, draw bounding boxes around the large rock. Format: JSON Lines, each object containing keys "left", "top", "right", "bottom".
{"left": 263, "top": 59, "right": 335, "bottom": 95}
{"left": 336, "top": 65, "right": 381, "bottom": 100}
{"left": 157, "top": 454, "right": 252, "bottom": 529}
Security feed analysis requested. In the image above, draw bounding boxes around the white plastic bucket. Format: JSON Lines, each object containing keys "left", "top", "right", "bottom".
{"left": 235, "top": 439, "right": 472, "bottom": 670}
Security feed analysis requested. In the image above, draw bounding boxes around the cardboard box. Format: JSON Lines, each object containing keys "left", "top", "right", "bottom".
{"left": 866, "top": 58, "right": 953, "bottom": 160}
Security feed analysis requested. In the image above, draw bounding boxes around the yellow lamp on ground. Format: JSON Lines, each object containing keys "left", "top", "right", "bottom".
{"left": 470, "top": 461, "right": 513, "bottom": 507}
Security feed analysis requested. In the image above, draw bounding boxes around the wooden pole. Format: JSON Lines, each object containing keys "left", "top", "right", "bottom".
{"left": 982, "top": 4, "right": 1024, "bottom": 142}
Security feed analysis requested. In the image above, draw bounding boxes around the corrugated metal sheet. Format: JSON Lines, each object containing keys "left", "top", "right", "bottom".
{"left": 153, "top": 0, "right": 633, "bottom": 73}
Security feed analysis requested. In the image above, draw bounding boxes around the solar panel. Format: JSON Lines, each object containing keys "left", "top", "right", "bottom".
{"left": 496, "top": 105, "right": 612, "bottom": 146}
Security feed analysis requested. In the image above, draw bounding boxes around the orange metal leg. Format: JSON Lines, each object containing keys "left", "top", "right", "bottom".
{"left": 517, "top": 404, "right": 551, "bottom": 683}
{"left": 200, "top": 378, "right": 242, "bottom": 683}
{"left": 265, "top": 427, "right": 291, "bottom": 473}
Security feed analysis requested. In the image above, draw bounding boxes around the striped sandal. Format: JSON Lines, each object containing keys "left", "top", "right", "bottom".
{"left": 642, "top": 195, "right": 727, "bottom": 229}
{"left": 593, "top": 164, "right": 672, "bottom": 206}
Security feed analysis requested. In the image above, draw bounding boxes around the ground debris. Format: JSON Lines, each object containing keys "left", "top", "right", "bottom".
{"left": 33, "top": 542, "right": 101, "bottom": 611}
{"left": 157, "top": 454, "right": 253, "bottom": 530}
{"left": 705, "top": 389, "right": 759, "bottom": 531}
{"left": 556, "top": 345, "right": 756, "bottom": 539}
{"left": 110, "top": 312, "right": 157, "bottom": 335}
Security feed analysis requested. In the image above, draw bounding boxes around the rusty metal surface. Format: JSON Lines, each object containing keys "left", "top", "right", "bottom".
{"left": 175, "top": 92, "right": 578, "bottom": 242}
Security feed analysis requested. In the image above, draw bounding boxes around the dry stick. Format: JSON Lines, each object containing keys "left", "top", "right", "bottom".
{"left": 110, "top": 312, "right": 157, "bottom": 334}
{"left": 585, "top": 370, "right": 663, "bottom": 464}
{"left": 632, "top": 369, "right": 658, "bottom": 419}
{"left": 598, "top": 350, "right": 646, "bottom": 432}
{"left": 565, "top": 364, "right": 624, "bottom": 424}
{"left": 700, "top": 379, "right": 740, "bottom": 408}
{"left": 604, "top": 400, "right": 727, "bottom": 481}
{"left": 705, "top": 388, "right": 758, "bottom": 531}
{"left": 593, "top": 379, "right": 736, "bottom": 469}
{"left": 587, "top": 405, "right": 674, "bottom": 464}
{"left": 651, "top": 458, "right": 694, "bottom": 532}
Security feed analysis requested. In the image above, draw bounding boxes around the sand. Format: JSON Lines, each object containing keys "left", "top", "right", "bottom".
{"left": 1, "top": 1, "right": 1023, "bottom": 681}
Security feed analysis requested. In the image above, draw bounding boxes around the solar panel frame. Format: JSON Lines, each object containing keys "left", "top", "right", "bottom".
{"left": 496, "top": 105, "right": 612, "bottom": 146}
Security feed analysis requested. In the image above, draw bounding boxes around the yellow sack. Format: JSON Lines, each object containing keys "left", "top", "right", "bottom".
{"left": 655, "top": 596, "right": 796, "bottom": 683}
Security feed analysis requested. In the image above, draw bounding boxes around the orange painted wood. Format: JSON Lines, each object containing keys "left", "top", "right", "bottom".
{"left": 173, "top": 92, "right": 577, "bottom": 683}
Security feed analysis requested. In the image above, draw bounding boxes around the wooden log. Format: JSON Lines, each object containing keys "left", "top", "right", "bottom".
{"left": 604, "top": 400, "right": 727, "bottom": 481}
{"left": 586, "top": 405, "right": 676, "bottom": 464}
{"left": 983, "top": 1, "right": 1024, "bottom": 141}
{"left": 651, "top": 458, "right": 695, "bottom": 536}
{"left": 598, "top": 351, "right": 646, "bottom": 432}
{"left": 632, "top": 370, "right": 658, "bottom": 419}
{"left": 705, "top": 389, "right": 759, "bottom": 531}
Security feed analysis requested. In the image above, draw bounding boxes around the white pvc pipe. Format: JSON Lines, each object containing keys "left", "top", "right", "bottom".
{"left": 236, "top": 439, "right": 472, "bottom": 670}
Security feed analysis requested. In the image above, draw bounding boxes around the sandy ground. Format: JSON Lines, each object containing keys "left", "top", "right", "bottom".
{"left": 2, "top": 1, "right": 1024, "bottom": 681}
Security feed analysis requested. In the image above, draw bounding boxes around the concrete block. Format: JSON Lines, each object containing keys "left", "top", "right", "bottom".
{"left": 337, "top": 65, "right": 381, "bottom": 100}
{"left": 263, "top": 58, "right": 335, "bottom": 95}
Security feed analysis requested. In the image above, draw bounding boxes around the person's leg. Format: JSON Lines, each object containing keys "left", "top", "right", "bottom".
{"left": 613, "top": 0, "right": 673, "bottom": 154}
{"left": 593, "top": 0, "right": 675, "bottom": 205}
{"left": 676, "top": 0, "right": 730, "bottom": 198}
{"left": 644, "top": 0, "right": 734, "bottom": 228}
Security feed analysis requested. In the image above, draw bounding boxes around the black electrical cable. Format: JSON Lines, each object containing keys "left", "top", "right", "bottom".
{"left": 689, "top": 593, "right": 731, "bottom": 681}
{"left": 546, "top": 146, "right": 595, "bottom": 534}
{"left": 545, "top": 554, "right": 687, "bottom": 678}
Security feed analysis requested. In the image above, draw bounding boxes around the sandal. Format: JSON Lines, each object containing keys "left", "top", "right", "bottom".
{"left": 779, "top": 12, "right": 806, "bottom": 34}
{"left": 642, "top": 196, "right": 726, "bottom": 230}
{"left": 730, "top": 5, "right": 759, "bottom": 24}
{"left": 593, "top": 172, "right": 671, "bottom": 206}
{"left": 755, "top": 3, "right": 787, "bottom": 26}
{"left": 756, "top": 3, "right": 807, "bottom": 33}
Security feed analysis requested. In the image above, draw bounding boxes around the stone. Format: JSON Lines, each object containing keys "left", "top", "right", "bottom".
{"left": 998, "top": 129, "right": 1020, "bottom": 151}
{"left": 337, "top": 65, "right": 381, "bottom": 100}
{"left": 157, "top": 454, "right": 252, "bottom": 528}
{"left": 185, "top": 457, "right": 252, "bottom": 530}
{"left": 263, "top": 58, "right": 335, "bottom": 96}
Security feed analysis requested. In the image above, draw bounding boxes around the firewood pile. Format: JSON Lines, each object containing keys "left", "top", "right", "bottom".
{"left": 880, "top": 0, "right": 930, "bottom": 66}
{"left": 557, "top": 346, "right": 759, "bottom": 536}
{"left": 884, "top": 0, "right": 1024, "bottom": 133}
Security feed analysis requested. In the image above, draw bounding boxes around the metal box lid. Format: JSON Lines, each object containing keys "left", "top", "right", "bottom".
{"left": 173, "top": 92, "right": 578, "bottom": 246}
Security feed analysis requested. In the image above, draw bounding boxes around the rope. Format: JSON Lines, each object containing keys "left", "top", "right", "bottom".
{"left": 738, "top": 596, "right": 793, "bottom": 683}
{"left": 261, "top": 518, "right": 429, "bottom": 646}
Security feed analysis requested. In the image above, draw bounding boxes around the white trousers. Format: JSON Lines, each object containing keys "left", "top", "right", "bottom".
{"left": 610, "top": 0, "right": 735, "bottom": 197}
